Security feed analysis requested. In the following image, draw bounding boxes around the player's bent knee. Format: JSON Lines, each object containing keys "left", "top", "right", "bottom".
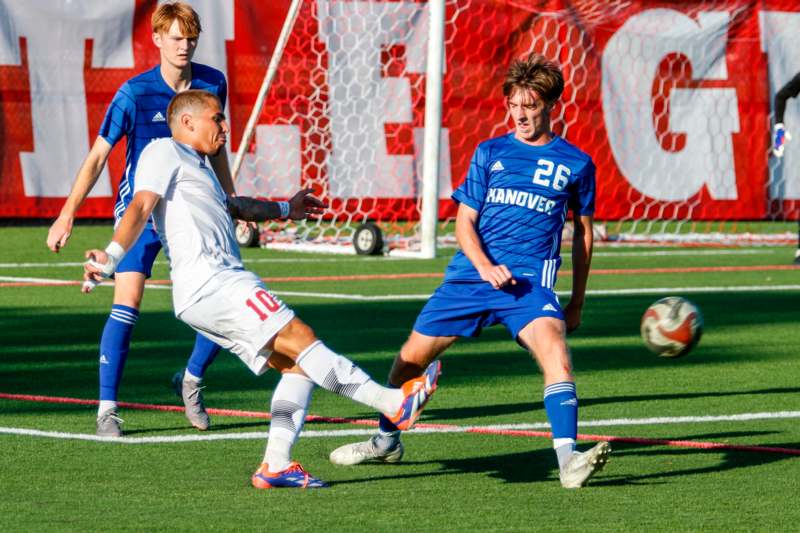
{"left": 402, "top": 331, "right": 455, "bottom": 360}
{"left": 270, "top": 317, "right": 319, "bottom": 360}
{"left": 267, "top": 351, "right": 302, "bottom": 373}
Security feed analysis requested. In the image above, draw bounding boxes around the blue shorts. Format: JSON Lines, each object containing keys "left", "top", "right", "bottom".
{"left": 115, "top": 227, "right": 162, "bottom": 278}
{"left": 413, "top": 279, "right": 563, "bottom": 340}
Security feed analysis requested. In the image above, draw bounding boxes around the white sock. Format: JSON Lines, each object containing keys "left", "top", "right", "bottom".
{"left": 98, "top": 400, "right": 117, "bottom": 416}
{"left": 296, "top": 340, "right": 402, "bottom": 415}
{"left": 184, "top": 369, "right": 202, "bottom": 384}
{"left": 264, "top": 373, "right": 315, "bottom": 472}
{"left": 554, "top": 437, "right": 576, "bottom": 469}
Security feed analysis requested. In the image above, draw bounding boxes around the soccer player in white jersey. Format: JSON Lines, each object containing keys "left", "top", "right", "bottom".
{"left": 771, "top": 71, "right": 800, "bottom": 264}
{"left": 329, "top": 54, "right": 611, "bottom": 489}
{"left": 47, "top": 2, "right": 230, "bottom": 436}
{"left": 82, "top": 90, "right": 441, "bottom": 489}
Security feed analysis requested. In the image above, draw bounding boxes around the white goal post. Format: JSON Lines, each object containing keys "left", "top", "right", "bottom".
{"left": 231, "top": 1, "right": 799, "bottom": 256}
{"left": 232, "top": 0, "right": 446, "bottom": 258}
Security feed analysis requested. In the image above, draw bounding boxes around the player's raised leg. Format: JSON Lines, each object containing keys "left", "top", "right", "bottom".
{"left": 329, "top": 331, "right": 454, "bottom": 466}
{"left": 518, "top": 317, "right": 610, "bottom": 488}
{"left": 178, "top": 279, "right": 441, "bottom": 432}
{"left": 272, "top": 318, "right": 441, "bottom": 431}
{"left": 171, "top": 332, "right": 221, "bottom": 430}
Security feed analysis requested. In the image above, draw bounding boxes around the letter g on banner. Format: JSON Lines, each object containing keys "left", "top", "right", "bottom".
{"left": 602, "top": 9, "right": 740, "bottom": 201}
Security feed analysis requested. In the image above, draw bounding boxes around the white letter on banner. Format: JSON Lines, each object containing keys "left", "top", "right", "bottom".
{"left": 760, "top": 11, "right": 800, "bottom": 200}
{"left": 0, "top": 1, "right": 135, "bottom": 198}
{"left": 316, "top": 0, "right": 451, "bottom": 198}
{"left": 602, "top": 9, "right": 740, "bottom": 201}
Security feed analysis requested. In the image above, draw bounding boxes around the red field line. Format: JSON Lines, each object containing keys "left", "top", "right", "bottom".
{"left": 2, "top": 392, "right": 798, "bottom": 456}
{"left": 0, "top": 264, "right": 797, "bottom": 288}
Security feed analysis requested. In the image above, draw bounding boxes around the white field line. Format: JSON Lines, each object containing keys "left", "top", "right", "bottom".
{"left": 2, "top": 411, "right": 799, "bottom": 444}
{"left": 266, "top": 285, "right": 800, "bottom": 301}
{"left": 592, "top": 249, "right": 766, "bottom": 257}
{"left": 3, "top": 275, "right": 800, "bottom": 301}
{"left": 0, "top": 276, "right": 75, "bottom": 285}
{"left": 0, "top": 247, "right": 775, "bottom": 269}
{"left": 0, "top": 257, "right": 391, "bottom": 269}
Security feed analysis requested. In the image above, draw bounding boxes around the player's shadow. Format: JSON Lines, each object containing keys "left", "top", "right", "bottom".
{"left": 121, "top": 419, "right": 269, "bottom": 436}
{"left": 588, "top": 436, "right": 799, "bottom": 488}
{"left": 328, "top": 430, "right": 798, "bottom": 488}
{"left": 419, "top": 386, "right": 800, "bottom": 422}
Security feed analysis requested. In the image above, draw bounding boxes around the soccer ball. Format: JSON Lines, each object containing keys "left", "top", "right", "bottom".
{"left": 640, "top": 297, "right": 703, "bottom": 358}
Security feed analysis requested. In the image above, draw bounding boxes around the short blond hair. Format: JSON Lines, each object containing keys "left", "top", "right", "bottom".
{"left": 152, "top": 1, "right": 201, "bottom": 38}
{"left": 502, "top": 53, "right": 564, "bottom": 103}
{"left": 167, "top": 90, "right": 219, "bottom": 129}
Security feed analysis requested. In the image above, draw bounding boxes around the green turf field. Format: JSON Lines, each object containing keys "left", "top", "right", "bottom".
{"left": 1, "top": 225, "right": 799, "bottom": 532}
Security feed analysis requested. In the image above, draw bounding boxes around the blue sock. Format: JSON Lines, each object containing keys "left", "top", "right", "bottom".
{"left": 98, "top": 305, "right": 139, "bottom": 401}
{"left": 185, "top": 333, "right": 221, "bottom": 379}
{"left": 373, "top": 382, "right": 401, "bottom": 452}
{"left": 543, "top": 381, "right": 578, "bottom": 466}
{"left": 378, "top": 413, "right": 400, "bottom": 434}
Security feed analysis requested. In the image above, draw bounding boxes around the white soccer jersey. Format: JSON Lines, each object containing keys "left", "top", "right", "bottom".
{"left": 134, "top": 138, "right": 243, "bottom": 314}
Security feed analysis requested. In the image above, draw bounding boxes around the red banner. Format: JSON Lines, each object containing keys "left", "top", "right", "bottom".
{"left": 0, "top": 0, "right": 798, "bottom": 220}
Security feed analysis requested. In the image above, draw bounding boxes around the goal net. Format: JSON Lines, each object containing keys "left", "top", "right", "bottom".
{"left": 233, "top": 0, "right": 799, "bottom": 255}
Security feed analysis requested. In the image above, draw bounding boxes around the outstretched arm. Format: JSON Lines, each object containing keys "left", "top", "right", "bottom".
{"left": 455, "top": 202, "right": 514, "bottom": 289}
{"left": 47, "top": 137, "right": 113, "bottom": 252}
{"left": 775, "top": 71, "right": 800, "bottom": 125}
{"left": 564, "top": 214, "right": 593, "bottom": 333}
{"left": 226, "top": 188, "right": 325, "bottom": 222}
{"left": 773, "top": 72, "right": 800, "bottom": 157}
{"left": 82, "top": 190, "right": 160, "bottom": 291}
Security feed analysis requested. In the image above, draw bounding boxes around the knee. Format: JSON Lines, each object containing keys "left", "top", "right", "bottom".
{"left": 389, "top": 337, "right": 435, "bottom": 383}
{"left": 112, "top": 275, "right": 145, "bottom": 309}
{"left": 273, "top": 318, "right": 319, "bottom": 359}
{"left": 398, "top": 338, "right": 430, "bottom": 366}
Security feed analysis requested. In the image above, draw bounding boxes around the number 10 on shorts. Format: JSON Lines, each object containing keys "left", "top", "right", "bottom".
{"left": 246, "top": 289, "right": 281, "bottom": 321}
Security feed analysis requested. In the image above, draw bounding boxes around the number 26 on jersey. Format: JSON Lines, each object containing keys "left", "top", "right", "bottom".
{"left": 533, "top": 158, "right": 570, "bottom": 191}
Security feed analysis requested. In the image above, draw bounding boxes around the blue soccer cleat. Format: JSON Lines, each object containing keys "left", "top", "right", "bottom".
{"left": 251, "top": 462, "right": 328, "bottom": 489}
{"left": 386, "top": 360, "right": 441, "bottom": 431}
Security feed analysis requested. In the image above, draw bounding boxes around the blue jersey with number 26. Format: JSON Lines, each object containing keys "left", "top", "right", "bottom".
{"left": 446, "top": 133, "right": 596, "bottom": 282}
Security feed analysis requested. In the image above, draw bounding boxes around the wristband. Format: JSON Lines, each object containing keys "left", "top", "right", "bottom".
{"left": 278, "top": 201, "right": 290, "bottom": 219}
{"left": 93, "top": 241, "right": 125, "bottom": 278}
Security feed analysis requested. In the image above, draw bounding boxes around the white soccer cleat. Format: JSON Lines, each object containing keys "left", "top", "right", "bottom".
{"left": 96, "top": 409, "right": 124, "bottom": 437}
{"left": 171, "top": 371, "right": 210, "bottom": 431}
{"left": 329, "top": 435, "right": 404, "bottom": 466}
{"left": 559, "top": 441, "right": 611, "bottom": 489}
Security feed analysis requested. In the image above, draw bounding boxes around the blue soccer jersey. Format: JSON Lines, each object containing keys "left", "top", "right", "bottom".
{"left": 447, "top": 133, "right": 595, "bottom": 283}
{"left": 98, "top": 62, "right": 227, "bottom": 222}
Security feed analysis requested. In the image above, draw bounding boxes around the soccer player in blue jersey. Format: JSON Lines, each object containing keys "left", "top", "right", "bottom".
{"left": 329, "top": 53, "right": 611, "bottom": 488}
{"left": 46, "top": 2, "right": 229, "bottom": 436}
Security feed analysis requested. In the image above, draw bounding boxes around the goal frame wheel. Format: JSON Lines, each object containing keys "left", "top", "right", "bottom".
{"left": 235, "top": 221, "right": 259, "bottom": 248}
{"left": 353, "top": 222, "right": 384, "bottom": 255}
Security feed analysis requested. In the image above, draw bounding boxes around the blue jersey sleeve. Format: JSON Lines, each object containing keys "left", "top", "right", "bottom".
{"left": 452, "top": 144, "right": 490, "bottom": 211}
{"left": 568, "top": 159, "right": 596, "bottom": 216}
{"left": 98, "top": 83, "right": 135, "bottom": 147}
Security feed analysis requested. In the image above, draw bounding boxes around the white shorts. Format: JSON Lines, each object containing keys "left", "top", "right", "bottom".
{"left": 178, "top": 269, "right": 295, "bottom": 375}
